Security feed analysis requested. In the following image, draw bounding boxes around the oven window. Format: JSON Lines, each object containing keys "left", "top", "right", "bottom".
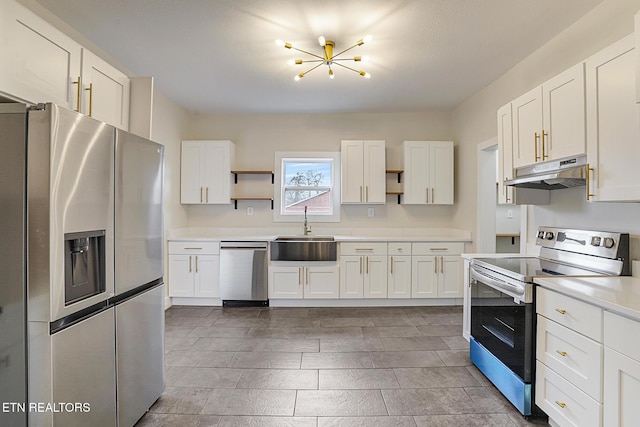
{"left": 471, "top": 280, "right": 534, "bottom": 382}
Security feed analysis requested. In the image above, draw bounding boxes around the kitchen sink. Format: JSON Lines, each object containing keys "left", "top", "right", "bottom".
{"left": 270, "top": 236, "right": 337, "bottom": 261}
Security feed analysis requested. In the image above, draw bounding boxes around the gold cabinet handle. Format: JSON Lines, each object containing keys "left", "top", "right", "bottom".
{"left": 360, "top": 256, "right": 363, "bottom": 274}
{"left": 360, "top": 186, "right": 363, "bottom": 202}
{"left": 189, "top": 255, "right": 192, "bottom": 273}
{"left": 200, "top": 187, "right": 203, "bottom": 203}
{"left": 504, "top": 183, "right": 511, "bottom": 203}
{"left": 432, "top": 188, "right": 434, "bottom": 203}
{"left": 184, "top": 247, "right": 203, "bottom": 250}
{"left": 434, "top": 257, "right": 438, "bottom": 274}
{"left": 586, "top": 163, "right": 594, "bottom": 201}
{"left": 426, "top": 188, "right": 429, "bottom": 204}
{"left": 555, "top": 308, "right": 567, "bottom": 315}
{"left": 85, "top": 82, "right": 93, "bottom": 117}
{"left": 299, "top": 267, "right": 302, "bottom": 285}
{"left": 366, "top": 186, "right": 369, "bottom": 202}
{"left": 390, "top": 256, "right": 394, "bottom": 275}
{"left": 541, "top": 130, "right": 548, "bottom": 160}
{"left": 366, "top": 256, "right": 369, "bottom": 275}
{"left": 72, "top": 76, "right": 81, "bottom": 112}
{"left": 306, "top": 267, "right": 310, "bottom": 285}
{"left": 429, "top": 248, "right": 449, "bottom": 252}
{"left": 195, "top": 256, "right": 199, "bottom": 273}
{"left": 440, "top": 256, "right": 444, "bottom": 274}
{"left": 355, "top": 248, "right": 374, "bottom": 252}
{"left": 555, "top": 400, "right": 566, "bottom": 409}
{"left": 534, "top": 132, "right": 540, "bottom": 161}
{"left": 556, "top": 350, "right": 567, "bottom": 357}
{"left": 206, "top": 187, "right": 209, "bottom": 203}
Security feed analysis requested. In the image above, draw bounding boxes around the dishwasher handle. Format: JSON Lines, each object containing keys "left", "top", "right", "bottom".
{"left": 220, "top": 241, "right": 268, "bottom": 249}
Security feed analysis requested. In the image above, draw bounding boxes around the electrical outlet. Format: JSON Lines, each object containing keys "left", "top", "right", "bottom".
{"left": 368, "top": 207, "right": 375, "bottom": 217}
{"left": 507, "top": 209, "right": 513, "bottom": 219}
{"left": 247, "top": 206, "right": 254, "bottom": 216}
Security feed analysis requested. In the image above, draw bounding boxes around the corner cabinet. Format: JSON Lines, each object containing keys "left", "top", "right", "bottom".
{"left": 341, "top": 140, "right": 386, "bottom": 204}
{"left": 168, "top": 241, "right": 221, "bottom": 303}
{"left": 586, "top": 34, "right": 640, "bottom": 202}
{"left": 181, "top": 140, "right": 235, "bottom": 204}
{"left": 402, "top": 141, "right": 454, "bottom": 205}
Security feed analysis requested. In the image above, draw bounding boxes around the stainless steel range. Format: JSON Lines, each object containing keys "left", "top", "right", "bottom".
{"left": 469, "top": 227, "right": 629, "bottom": 416}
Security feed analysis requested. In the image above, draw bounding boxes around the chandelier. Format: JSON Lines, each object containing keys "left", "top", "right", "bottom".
{"left": 275, "top": 35, "right": 372, "bottom": 81}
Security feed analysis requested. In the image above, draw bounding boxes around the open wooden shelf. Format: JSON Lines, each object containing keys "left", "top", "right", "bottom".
{"left": 231, "top": 170, "right": 274, "bottom": 184}
{"left": 386, "top": 169, "right": 404, "bottom": 183}
{"left": 386, "top": 191, "right": 404, "bottom": 204}
{"left": 230, "top": 197, "right": 274, "bottom": 210}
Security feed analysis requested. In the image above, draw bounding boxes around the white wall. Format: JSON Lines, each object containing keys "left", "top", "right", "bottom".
{"left": 452, "top": 0, "right": 640, "bottom": 260}
{"left": 183, "top": 111, "right": 456, "bottom": 230}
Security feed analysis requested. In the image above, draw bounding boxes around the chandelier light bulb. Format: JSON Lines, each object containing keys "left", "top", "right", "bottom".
{"left": 318, "top": 36, "right": 326, "bottom": 47}
{"left": 275, "top": 39, "right": 285, "bottom": 47}
{"left": 328, "top": 69, "right": 334, "bottom": 79}
{"left": 364, "top": 34, "right": 373, "bottom": 43}
{"left": 294, "top": 72, "right": 305, "bottom": 81}
{"left": 360, "top": 55, "right": 370, "bottom": 62}
{"left": 287, "top": 59, "right": 295, "bottom": 66}
{"left": 359, "top": 71, "right": 371, "bottom": 79}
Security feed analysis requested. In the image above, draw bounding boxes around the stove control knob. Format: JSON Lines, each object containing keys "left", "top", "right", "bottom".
{"left": 591, "top": 236, "right": 602, "bottom": 246}
{"left": 603, "top": 237, "right": 615, "bottom": 249}
{"left": 545, "top": 231, "right": 555, "bottom": 240}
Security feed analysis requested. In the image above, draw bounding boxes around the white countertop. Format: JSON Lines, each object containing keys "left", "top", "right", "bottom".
{"left": 534, "top": 276, "right": 640, "bottom": 322}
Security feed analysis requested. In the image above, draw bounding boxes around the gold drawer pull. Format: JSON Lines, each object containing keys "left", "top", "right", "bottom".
{"left": 184, "top": 247, "right": 203, "bottom": 250}
{"left": 556, "top": 350, "right": 567, "bottom": 357}
{"left": 355, "top": 248, "right": 374, "bottom": 251}
{"left": 555, "top": 308, "right": 567, "bottom": 315}
{"left": 555, "top": 400, "right": 566, "bottom": 409}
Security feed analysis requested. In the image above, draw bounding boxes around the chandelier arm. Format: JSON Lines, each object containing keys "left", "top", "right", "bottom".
{"left": 302, "top": 62, "right": 325, "bottom": 75}
{"left": 290, "top": 46, "right": 324, "bottom": 60}
{"left": 332, "top": 62, "right": 362, "bottom": 74}
{"left": 332, "top": 43, "right": 360, "bottom": 58}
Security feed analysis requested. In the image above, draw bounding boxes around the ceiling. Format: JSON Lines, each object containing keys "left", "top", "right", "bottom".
{"left": 33, "top": 0, "right": 603, "bottom": 114}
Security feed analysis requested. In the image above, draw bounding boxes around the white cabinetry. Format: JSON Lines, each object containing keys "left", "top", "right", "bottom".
{"left": 181, "top": 140, "right": 234, "bottom": 204}
{"left": 512, "top": 63, "right": 585, "bottom": 168}
{"left": 340, "top": 243, "right": 387, "bottom": 299}
{"left": 388, "top": 243, "right": 412, "bottom": 298}
{"left": 269, "top": 265, "right": 339, "bottom": 299}
{"left": 411, "top": 243, "right": 463, "bottom": 298}
{"left": 0, "top": 0, "right": 130, "bottom": 130}
{"left": 586, "top": 34, "right": 640, "bottom": 202}
{"left": 603, "top": 311, "right": 640, "bottom": 427}
{"left": 168, "top": 241, "right": 220, "bottom": 303}
{"left": 497, "top": 103, "right": 515, "bottom": 205}
{"left": 341, "top": 140, "right": 386, "bottom": 204}
{"left": 402, "top": 141, "right": 454, "bottom": 205}
{"left": 535, "top": 288, "right": 603, "bottom": 427}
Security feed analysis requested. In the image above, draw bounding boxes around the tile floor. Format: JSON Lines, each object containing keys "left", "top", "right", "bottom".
{"left": 136, "top": 305, "right": 548, "bottom": 427}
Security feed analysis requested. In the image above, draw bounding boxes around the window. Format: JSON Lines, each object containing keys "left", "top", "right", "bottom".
{"left": 274, "top": 152, "right": 341, "bottom": 223}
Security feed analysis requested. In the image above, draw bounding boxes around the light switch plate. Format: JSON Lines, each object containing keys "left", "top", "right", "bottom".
{"left": 247, "top": 206, "right": 254, "bottom": 215}
{"left": 368, "top": 207, "right": 375, "bottom": 217}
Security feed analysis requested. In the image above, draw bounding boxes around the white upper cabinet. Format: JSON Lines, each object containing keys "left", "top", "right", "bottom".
{"left": 0, "top": 0, "right": 82, "bottom": 109}
{"left": 403, "top": 141, "right": 454, "bottom": 205}
{"left": 181, "top": 140, "right": 234, "bottom": 204}
{"left": 81, "top": 50, "right": 130, "bottom": 130}
{"left": 497, "top": 103, "right": 515, "bottom": 205}
{"left": 341, "top": 140, "right": 386, "bottom": 204}
{"left": 512, "top": 63, "right": 586, "bottom": 168}
{"left": 586, "top": 34, "right": 640, "bottom": 202}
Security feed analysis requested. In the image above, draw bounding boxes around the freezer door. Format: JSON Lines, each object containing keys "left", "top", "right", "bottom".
{"left": 115, "top": 285, "right": 165, "bottom": 426}
{"left": 115, "top": 129, "right": 164, "bottom": 294}
{"left": 0, "top": 103, "right": 27, "bottom": 427}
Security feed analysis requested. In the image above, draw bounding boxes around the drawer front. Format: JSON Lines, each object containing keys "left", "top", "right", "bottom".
{"left": 168, "top": 241, "right": 220, "bottom": 255}
{"left": 411, "top": 242, "right": 463, "bottom": 256}
{"left": 340, "top": 242, "right": 387, "bottom": 256}
{"left": 537, "top": 288, "right": 602, "bottom": 341}
{"left": 604, "top": 311, "right": 640, "bottom": 362}
{"left": 388, "top": 242, "right": 412, "bottom": 255}
{"left": 537, "top": 315, "right": 603, "bottom": 401}
{"left": 536, "top": 361, "right": 602, "bottom": 427}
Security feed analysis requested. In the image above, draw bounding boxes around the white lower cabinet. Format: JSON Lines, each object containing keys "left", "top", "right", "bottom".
{"left": 168, "top": 241, "right": 220, "bottom": 300}
{"left": 269, "top": 265, "right": 339, "bottom": 299}
{"left": 388, "top": 256, "right": 411, "bottom": 298}
{"left": 411, "top": 243, "right": 463, "bottom": 298}
{"left": 340, "top": 243, "right": 388, "bottom": 299}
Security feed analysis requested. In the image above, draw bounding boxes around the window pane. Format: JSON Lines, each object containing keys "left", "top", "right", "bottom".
{"left": 281, "top": 159, "right": 333, "bottom": 215}
{"left": 283, "top": 160, "right": 332, "bottom": 187}
{"left": 283, "top": 189, "right": 332, "bottom": 214}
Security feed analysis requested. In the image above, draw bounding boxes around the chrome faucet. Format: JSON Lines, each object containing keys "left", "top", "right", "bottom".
{"left": 303, "top": 206, "right": 312, "bottom": 235}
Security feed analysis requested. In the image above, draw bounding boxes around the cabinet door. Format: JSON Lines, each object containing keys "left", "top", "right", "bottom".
{"left": 364, "top": 256, "right": 387, "bottom": 298}
{"left": 388, "top": 256, "right": 411, "bottom": 298}
{"left": 429, "top": 142, "right": 454, "bottom": 205}
{"left": 168, "top": 255, "right": 194, "bottom": 297}
{"left": 603, "top": 347, "right": 640, "bottom": 427}
{"left": 512, "top": 86, "right": 542, "bottom": 168}
{"left": 438, "top": 256, "right": 462, "bottom": 298}
{"left": 586, "top": 34, "right": 640, "bottom": 202}
{"left": 81, "top": 50, "right": 130, "bottom": 130}
{"left": 340, "top": 256, "right": 364, "bottom": 298}
{"left": 181, "top": 142, "right": 205, "bottom": 204}
{"left": 268, "top": 267, "right": 303, "bottom": 299}
{"left": 542, "top": 63, "right": 585, "bottom": 161}
{"left": 203, "top": 142, "right": 232, "bottom": 204}
{"left": 194, "top": 255, "right": 220, "bottom": 298}
{"left": 363, "top": 140, "right": 386, "bottom": 203}
{"left": 0, "top": 0, "right": 82, "bottom": 110}
{"left": 497, "top": 103, "right": 515, "bottom": 205}
{"left": 341, "top": 141, "right": 364, "bottom": 203}
{"left": 305, "top": 266, "right": 339, "bottom": 299}
{"left": 411, "top": 256, "right": 437, "bottom": 298}
{"left": 403, "top": 142, "right": 429, "bottom": 204}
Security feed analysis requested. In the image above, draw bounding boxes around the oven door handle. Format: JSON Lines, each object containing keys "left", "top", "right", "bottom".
{"left": 470, "top": 266, "right": 526, "bottom": 302}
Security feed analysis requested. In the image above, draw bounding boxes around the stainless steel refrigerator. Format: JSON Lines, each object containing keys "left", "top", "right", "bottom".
{"left": 0, "top": 103, "right": 164, "bottom": 427}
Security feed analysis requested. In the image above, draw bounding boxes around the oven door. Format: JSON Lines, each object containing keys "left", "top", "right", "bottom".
{"left": 470, "top": 266, "right": 534, "bottom": 382}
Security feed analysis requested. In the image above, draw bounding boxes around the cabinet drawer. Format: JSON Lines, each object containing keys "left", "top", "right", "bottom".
{"left": 411, "top": 242, "right": 463, "bottom": 256}
{"left": 168, "top": 241, "right": 220, "bottom": 255}
{"left": 537, "top": 315, "right": 603, "bottom": 401}
{"left": 340, "top": 242, "right": 387, "bottom": 256}
{"left": 537, "top": 288, "right": 602, "bottom": 341}
{"left": 536, "top": 361, "right": 602, "bottom": 427}
{"left": 388, "top": 242, "right": 411, "bottom": 255}
{"left": 604, "top": 311, "right": 640, "bottom": 363}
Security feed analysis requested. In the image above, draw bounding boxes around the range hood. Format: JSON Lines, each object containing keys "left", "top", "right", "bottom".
{"left": 504, "top": 154, "right": 587, "bottom": 190}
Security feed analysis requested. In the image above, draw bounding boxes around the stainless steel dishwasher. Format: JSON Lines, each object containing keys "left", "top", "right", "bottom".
{"left": 220, "top": 241, "right": 269, "bottom": 306}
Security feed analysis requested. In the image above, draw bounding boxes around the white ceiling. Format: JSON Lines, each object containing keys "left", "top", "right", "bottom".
{"left": 33, "top": 0, "right": 603, "bottom": 114}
